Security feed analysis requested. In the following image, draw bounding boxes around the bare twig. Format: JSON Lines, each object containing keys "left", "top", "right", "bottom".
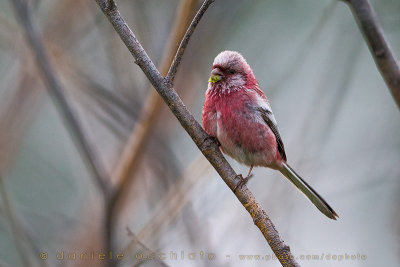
{"left": 344, "top": 0, "right": 400, "bottom": 109}
{"left": 166, "top": 0, "right": 215, "bottom": 83}
{"left": 96, "top": 1, "right": 299, "bottom": 266}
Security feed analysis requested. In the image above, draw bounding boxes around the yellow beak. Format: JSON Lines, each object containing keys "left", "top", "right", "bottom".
{"left": 209, "top": 67, "right": 223, "bottom": 83}
{"left": 209, "top": 74, "right": 221, "bottom": 83}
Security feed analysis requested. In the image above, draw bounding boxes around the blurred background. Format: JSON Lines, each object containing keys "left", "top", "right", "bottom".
{"left": 0, "top": 0, "right": 399, "bottom": 266}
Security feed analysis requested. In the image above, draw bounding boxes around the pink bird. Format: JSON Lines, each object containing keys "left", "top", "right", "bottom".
{"left": 202, "top": 51, "right": 338, "bottom": 220}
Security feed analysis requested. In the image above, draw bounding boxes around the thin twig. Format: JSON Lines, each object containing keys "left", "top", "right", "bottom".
{"left": 166, "top": 0, "right": 215, "bottom": 83}
{"left": 96, "top": 1, "right": 299, "bottom": 266}
{"left": 344, "top": 0, "right": 400, "bottom": 109}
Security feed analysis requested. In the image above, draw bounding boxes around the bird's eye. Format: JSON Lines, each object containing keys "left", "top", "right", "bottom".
{"left": 229, "top": 69, "right": 236, "bottom": 74}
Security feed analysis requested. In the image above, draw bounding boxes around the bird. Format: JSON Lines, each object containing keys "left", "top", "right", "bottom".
{"left": 202, "top": 51, "right": 338, "bottom": 220}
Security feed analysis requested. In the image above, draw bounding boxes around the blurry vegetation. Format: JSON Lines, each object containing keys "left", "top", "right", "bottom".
{"left": 0, "top": 0, "right": 399, "bottom": 267}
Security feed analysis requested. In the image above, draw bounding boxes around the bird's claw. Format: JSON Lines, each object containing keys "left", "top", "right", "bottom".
{"left": 233, "top": 173, "right": 253, "bottom": 192}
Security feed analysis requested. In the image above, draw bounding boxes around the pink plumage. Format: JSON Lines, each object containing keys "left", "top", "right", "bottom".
{"left": 202, "top": 51, "right": 338, "bottom": 220}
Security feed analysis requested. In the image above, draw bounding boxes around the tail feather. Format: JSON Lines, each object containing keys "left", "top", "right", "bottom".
{"left": 280, "top": 162, "right": 338, "bottom": 220}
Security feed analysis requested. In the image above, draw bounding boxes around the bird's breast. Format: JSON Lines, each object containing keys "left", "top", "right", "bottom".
{"left": 214, "top": 91, "right": 278, "bottom": 167}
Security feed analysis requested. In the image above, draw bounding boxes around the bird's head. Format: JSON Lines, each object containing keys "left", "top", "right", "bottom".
{"left": 208, "top": 51, "right": 257, "bottom": 94}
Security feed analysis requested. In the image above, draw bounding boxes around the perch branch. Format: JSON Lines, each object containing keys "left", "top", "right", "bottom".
{"left": 344, "top": 0, "right": 400, "bottom": 109}
{"left": 95, "top": 0, "right": 299, "bottom": 266}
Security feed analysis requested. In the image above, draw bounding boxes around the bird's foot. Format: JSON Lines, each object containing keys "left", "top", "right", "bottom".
{"left": 233, "top": 173, "right": 253, "bottom": 192}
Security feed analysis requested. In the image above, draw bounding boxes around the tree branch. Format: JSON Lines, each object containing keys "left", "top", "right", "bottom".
{"left": 106, "top": 1, "right": 198, "bottom": 263}
{"left": 110, "top": 0, "right": 197, "bottom": 215}
{"left": 166, "top": 0, "right": 215, "bottom": 83}
{"left": 344, "top": 0, "right": 400, "bottom": 109}
{"left": 95, "top": 1, "right": 299, "bottom": 266}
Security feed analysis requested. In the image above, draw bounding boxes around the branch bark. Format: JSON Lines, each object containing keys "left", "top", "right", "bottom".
{"left": 344, "top": 0, "right": 400, "bottom": 109}
{"left": 95, "top": 0, "right": 299, "bottom": 266}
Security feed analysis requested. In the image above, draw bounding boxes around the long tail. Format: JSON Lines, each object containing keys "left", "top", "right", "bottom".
{"left": 280, "top": 162, "right": 338, "bottom": 220}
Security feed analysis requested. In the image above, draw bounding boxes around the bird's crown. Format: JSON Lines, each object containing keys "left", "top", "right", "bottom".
{"left": 213, "top": 51, "right": 248, "bottom": 69}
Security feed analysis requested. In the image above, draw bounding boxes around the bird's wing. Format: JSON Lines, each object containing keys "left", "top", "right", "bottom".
{"left": 257, "top": 107, "right": 287, "bottom": 161}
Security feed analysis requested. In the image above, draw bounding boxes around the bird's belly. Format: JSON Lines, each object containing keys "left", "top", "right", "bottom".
{"left": 216, "top": 116, "right": 278, "bottom": 167}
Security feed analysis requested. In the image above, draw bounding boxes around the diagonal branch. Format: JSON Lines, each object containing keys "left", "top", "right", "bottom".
{"left": 344, "top": 0, "right": 400, "bottom": 109}
{"left": 166, "top": 0, "right": 215, "bottom": 83}
{"left": 95, "top": 1, "right": 299, "bottom": 266}
{"left": 105, "top": 0, "right": 198, "bottom": 262}
{"left": 110, "top": 0, "right": 198, "bottom": 214}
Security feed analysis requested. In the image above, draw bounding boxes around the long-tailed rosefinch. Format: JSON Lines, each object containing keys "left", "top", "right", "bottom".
{"left": 202, "top": 51, "right": 338, "bottom": 220}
